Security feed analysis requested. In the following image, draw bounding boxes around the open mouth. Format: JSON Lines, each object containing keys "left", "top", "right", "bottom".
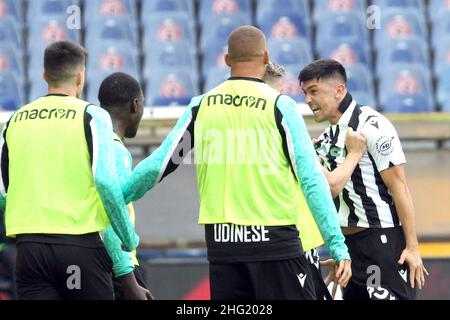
{"left": 310, "top": 106, "right": 320, "bottom": 114}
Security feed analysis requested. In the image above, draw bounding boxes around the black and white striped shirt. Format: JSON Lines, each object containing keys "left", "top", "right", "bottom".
{"left": 315, "top": 93, "right": 405, "bottom": 228}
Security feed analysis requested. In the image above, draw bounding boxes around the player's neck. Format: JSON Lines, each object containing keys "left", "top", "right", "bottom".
{"left": 230, "top": 63, "right": 265, "bottom": 80}
{"left": 47, "top": 86, "right": 78, "bottom": 98}
{"left": 112, "top": 119, "right": 126, "bottom": 141}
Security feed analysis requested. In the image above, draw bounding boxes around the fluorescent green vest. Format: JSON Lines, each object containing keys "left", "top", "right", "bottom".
{"left": 5, "top": 95, "right": 109, "bottom": 236}
{"left": 195, "top": 79, "right": 295, "bottom": 224}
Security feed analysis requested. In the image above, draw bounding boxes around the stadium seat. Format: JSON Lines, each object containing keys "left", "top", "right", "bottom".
{"left": 372, "top": 0, "right": 424, "bottom": 11}
{"left": 267, "top": 38, "right": 313, "bottom": 70}
{"left": 433, "top": 38, "right": 450, "bottom": 78}
{"left": 27, "top": 17, "right": 81, "bottom": 53}
{"left": 313, "top": 0, "right": 367, "bottom": 23}
{"left": 85, "top": 16, "right": 138, "bottom": 46}
{"left": 199, "top": 0, "right": 252, "bottom": 23}
{"left": 432, "top": 11, "right": 450, "bottom": 50}
{"left": 146, "top": 70, "right": 199, "bottom": 106}
{"left": 142, "top": 12, "right": 195, "bottom": 45}
{"left": 87, "top": 42, "right": 139, "bottom": 76}
{"left": 378, "top": 65, "right": 434, "bottom": 112}
{"left": 0, "top": 15, "right": 22, "bottom": 49}
{"left": 376, "top": 38, "right": 429, "bottom": 79}
{"left": 436, "top": 67, "right": 450, "bottom": 111}
{"left": 0, "top": 0, "right": 24, "bottom": 24}
{"left": 0, "top": 72, "right": 23, "bottom": 110}
{"left": 27, "top": 0, "right": 79, "bottom": 23}
{"left": 373, "top": 8, "right": 427, "bottom": 48}
{"left": 144, "top": 41, "right": 196, "bottom": 80}
{"left": 204, "top": 66, "right": 230, "bottom": 91}
{"left": 142, "top": 0, "right": 193, "bottom": 16}
{"left": 281, "top": 68, "right": 305, "bottom": 103}
{"left": 28, "top": 79, "right": 48, "bottom": 102}
{"left": 315, "top": 12, "right": 369, "bottom": 54}
{"left": 317, "top": 39, "right": 372, "bottom": 69}
{"left": 256, "top": 0, "right": 310, "bottom": 26}
{"left": 346, "top": 64, "right": 376, "bottom": 107}
{"left": 201, "top": 43, "right": 228, "bottom": 76}
{"left": 84, "top": 0, "right": 137, "bottom": 23}
{"left": 258, "top": 12, "right": 311, "bottom": 41}
{"left": 201, "top": 13, "right": 251, "bottom": 50}
{"left": 0, "top": 43, "right": 24, "bottom": 78}
{"left": 429, "top": 0, "right": 450, "bottom": 20}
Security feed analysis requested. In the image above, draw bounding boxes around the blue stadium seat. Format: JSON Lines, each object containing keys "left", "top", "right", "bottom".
{"left": 142, "top": 0, "right": 193, "bottom": 16}
{"left": 313, "top": 0, "right": 367, "bottom": 23}
{"left": 0, "top": 15, "right": 22, "bottom": 49}
{"left": 28, "top": 79, "right": 48, "bottom": 102}
{"left": 0, "top": 72, "right": 23, "bottom": 110}
{"left": 144, "top": 41, "right": 196, "bottom": 80}
{"left": 372, "top": 0, "right": 424, "bottom": 11}
{"left": 27, "top": 0, "right": 79, "bottom": 23}
{"left": 87, "top": 42, "right": 139, "bottom": 76}
{"left": 85, "top": 16, "right": 138, "bottom": 46}
{"left": 201, "top": 43, "right": 228, "bottom": 76}
{"left": 376, "top": 38, "right": 429, "bottom": 79}
{"left": 346, "top": 64, "right": 376, "bottom": 107}
{"left": 315, "top": 12, "right": 369, "bottom": 54}
{"left": 142, "top": 13, "right": 195, "bottom": 45}
{"left": 256, "top": 0, "right": 310, "bottom": 26}
{"left": 281, "top": 68, "right": 305, "bottom": 103}
{"left": 146, "top": 70, "right": 199, "bottom": 106}
{"left": 434, "top": 38, "right": 450, "bottom": 78}
{"left": 258, "top": 12, "right": 311, "bottom": 41}
{"left": 429, "top": 0, "right": 450, "bottom": 20}
{"left": 84, "top": 0, "right": 137, "bottom": 23}
{"left": 432, "top": 11, "right": 450, "bottom": 50}
{"left": 0, "top": 43, "right": 24, "bottom": 80}
{"left": 27, "top": 17, "right": 81, "bottom": 53}
{"left": 317, "top": 39, "right": 372, "bottom": 69}
{"left": 201, "top": 13, "right": 251, "bottom": 50}
{"left": 373, "top": 8, "right": 427, "bottom": 48}
{"left": 199, "top": 0, "right": 252, "bottom": 23}
{"left": 437, "top": 68, "right": 450, "bottom": 111}
{"left": 378, "top": 64, "right": 434, "bottom": 112}
{"left": 268, "top": 38, "right": 313, "bottom": 69}
{"left": 0, "top": 0, "right": 24, "bottom": 23}
{"left": 204, "top": 66, "right": 229, "bottom": 91}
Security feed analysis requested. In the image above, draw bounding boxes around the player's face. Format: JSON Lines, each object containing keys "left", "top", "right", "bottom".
{"left": 125, "top": 91, "right": 144, "bottom": 138}
{"left": 301, "top": 78, "right": 341, "bottom": 124}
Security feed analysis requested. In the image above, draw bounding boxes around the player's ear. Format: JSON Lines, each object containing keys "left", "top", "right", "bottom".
{"left": 263, "top": 50, "right": 269, "bottom": 65}
{"left": 225, "top": 53, "right": 231, "bottom": 67}
{"left": 130, "top": 98, "right": 138, "bottom": 114}
{"left": 336, "top": 82, "right": 346, "bottom": 100}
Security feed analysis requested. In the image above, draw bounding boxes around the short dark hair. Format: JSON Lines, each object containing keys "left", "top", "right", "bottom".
{"left": 298, "top": 59, "right": 347, "bottom": 84}
{"left": 98, "top": 72, "right": 142, "bottom": 112}
{"left": 44, "top": 41, "right": 87, "bottom": 84}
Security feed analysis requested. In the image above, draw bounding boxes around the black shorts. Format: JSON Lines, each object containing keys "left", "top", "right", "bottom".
{"left": 15, "top": 236, "right": 114, "bottom": 300}
{"left": 305, "top": 248, "right": 332, "bottom": 300}
{"left": 209, "top": 256, "right": 316, "bottom": 300}
{"left": 343, "top": 226, "right": 416, "bottom": 300}
{"left": 113, "top": 264, "right": 149, "bottom": 300}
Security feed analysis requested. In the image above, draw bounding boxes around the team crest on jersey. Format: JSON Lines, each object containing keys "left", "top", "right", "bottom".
{"left": 376, "top": 136, "right": 394, "bottom": 156}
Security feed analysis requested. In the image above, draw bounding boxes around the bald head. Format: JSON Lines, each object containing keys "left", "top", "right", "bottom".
{"left": 226, "top": 25, "right": 267, "bottom": 64}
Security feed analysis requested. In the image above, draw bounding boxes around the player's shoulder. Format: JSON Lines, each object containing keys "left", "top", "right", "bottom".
{"left": 359, "top": 105, "right": 394, "bottom": 128}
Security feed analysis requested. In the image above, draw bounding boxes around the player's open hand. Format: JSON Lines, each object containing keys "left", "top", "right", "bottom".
{"left": 398, "top": 247, "right": 429, "bottom": 290}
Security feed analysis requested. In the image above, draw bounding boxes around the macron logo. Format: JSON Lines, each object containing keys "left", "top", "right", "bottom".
{"left": 297, "top": 273, "right": 306, "bottom": 288}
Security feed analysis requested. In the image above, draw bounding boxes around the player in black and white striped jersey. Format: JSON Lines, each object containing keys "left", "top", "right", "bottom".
{"left": 298, "top": 59, "right": 428, "bottom": 300}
